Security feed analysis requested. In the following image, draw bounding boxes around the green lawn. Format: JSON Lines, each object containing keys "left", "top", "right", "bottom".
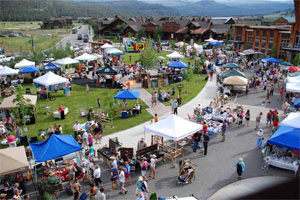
{"left": 3, "top": 84, "right": 152, "bottom": 142}
{"left": 0, "top": 21, "right": 41, "bottom": 29}
{"left": 122, "top": 50, "right": 193, "bottom": 65}
{"left": 0, "top": 36, "right": 63, "bottom": 53}
{"left": 146, "top": 74, "right": 207, "bottom": 106}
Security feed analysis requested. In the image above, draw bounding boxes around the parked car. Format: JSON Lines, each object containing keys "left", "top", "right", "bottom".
{"left": 0, "top": 48, "right": 5, "bottom": 54}
{"left": 0, "top": 34, "right": 6, "bottom": 37}
{"left": 78, "top": 25, "right": 82, "bottom": 29}
{"left": 72, "top": 28, "right": 77, "bottom": 34}
{"left": 77, "top": 34, "right": 82, "bottom": 40}
{"left": 161, "top": 41, "right": 169, "bottom": 46}
{"left": 22, "top": 34, "right": 31, "bottom": 37}
{"left": 83, "top": 34, "right": 89, "bottom": 42}
{"left": 8, "top": 33, "right": 19, "bottom": 37}
{"left": 0, "top": 55, "right": 15, "bottom": 63}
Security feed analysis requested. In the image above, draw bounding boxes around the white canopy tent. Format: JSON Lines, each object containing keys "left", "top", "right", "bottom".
{"left": 0, "top": 66, "right": 19, "bottom": 76}
{"left": 166, "top": 51, "right": 184, "bottom": 59}
{"left": 286, "top": 82, "right": 300, "bottom": 93}
{"left": 193, "top": 43, "right": 203, "bottom": 53}
{"left": 74, "top": 53, "right": 98, "bottom": 61}
{"left": 14, "top": 59, "right": 35, "bottom": 69}
{"left": 279, "top": 112, "right": 300, "bottom": 129}
{"left": 175, "top": 41, "right": 187, "bottom": 48}
{"left": 205, "top": 38, "right": 217, "bottom": 43}
{"left": 223, "top": 76, "right": 248, "bottom": 86}
{"left": 33, "top": 71, "right": 69, "bottom": 87}
{"left": 286, "top": 75, "right": 300, "bottom": 83}
{"left": 105, "top": 48, "right": 123, "bottom": 55}
{"left": 101, "top": 43, "right": 113, "bottom": 49}
{"left": 144, "top": 115, "right": 202, "bottom": 141}
{"left": 55, "top": 57, "right": 79, "bottom": 65}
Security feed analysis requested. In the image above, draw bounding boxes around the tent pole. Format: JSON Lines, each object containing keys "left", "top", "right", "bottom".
{"left": 174, "top": 141, "right": 177, "bottom": 168}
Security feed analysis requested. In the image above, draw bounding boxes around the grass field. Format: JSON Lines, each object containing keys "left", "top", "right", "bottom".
{"left": 122, "top": 50, "right": 193, "bottom": 65}
{"left": 1, "top": 84, "right": 152, "bottom": 145}
{"left": 0, "top": 21, "right": 41, "bottom": 29}
{"left": 146, "top": 74, "right": 207, "bottom": 106}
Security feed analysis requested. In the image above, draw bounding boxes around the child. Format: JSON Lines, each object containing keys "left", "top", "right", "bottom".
{"left": 118, "top": 168, "right": 128, "bottom": 194}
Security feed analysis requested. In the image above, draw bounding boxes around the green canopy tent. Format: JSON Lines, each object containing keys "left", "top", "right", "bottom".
{"left": 222, "top": 70, "right": 246, "bottom": 78}
{"left": 223, "top": 63, "right": 241, "bottom": 69}
{"left": 280, "top": 61, "right": 293, "bottom": 66}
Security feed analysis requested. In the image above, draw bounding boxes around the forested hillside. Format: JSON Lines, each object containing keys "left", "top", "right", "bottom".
{"left": 0, "top": 0, "right": 180, "bottom": 21}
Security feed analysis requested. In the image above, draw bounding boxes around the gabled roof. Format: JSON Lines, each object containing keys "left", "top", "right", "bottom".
{"left": 176, "top": 27, "right": 189, "bottom": 34}
{"left": 210, "top": 24, "right": 231, "bottom": 34}
{"left": 191, "top": 28, "right": 208, "bottom": 35}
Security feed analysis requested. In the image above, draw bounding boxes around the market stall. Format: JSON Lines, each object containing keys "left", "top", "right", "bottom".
{"left": 223, "top": 76, "right": 248, "bottom": 93}
{"left": 166, "top": 51, "right": 184, "bottom": 59}
{"left": 114, "top": 90, "right": 141, "bottom": 117}
{"left": 144, "top": 115, "right": 202, "bottom": 165}
{"left": 14, "top": 59, "right": 35, "bottom": 69}
{"left": 19, "top": 66, "right": 39, "bottom": 74}
{"left": 74, "top": 53, "right": 98, "bottom": 62}
{"left": 222, "top": 70, "right": 246, "bottom": 79}
{"left": 40, "top": 62, "right": 62, "bottom": 72}
{"left": 0, "top": 66, "right": 19, "bottom": 76}
{"left": 286, "top": 81, "right": 300, "bottom": 93}
{"left": 263, "top": 113, "right": 300, "bottom": 173}
{"left": 223, "top": 63, "right": 241, "bottom": 69}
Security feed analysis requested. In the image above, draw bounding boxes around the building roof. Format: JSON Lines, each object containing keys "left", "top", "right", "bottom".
{"left": 282, "top": 16, "right": 295, "bottom": 23}
{"left": 210, "top": 24, "right": 231, "bottom": 34}
{"left": 235, "top": 18, "right": 261, "bottom": 26}
{"left": 191, "top": 28, "right": 208, "bottom": 35}
{"left": 176, "top": 27, "right": 189, "bottom": 34}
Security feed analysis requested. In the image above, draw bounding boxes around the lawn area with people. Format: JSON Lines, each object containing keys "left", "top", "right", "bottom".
{"left": 146, "top": 74, "right": 207, "bottom": 106}
{"left": 4, "top": 84, "right": 152, "bottom": 141}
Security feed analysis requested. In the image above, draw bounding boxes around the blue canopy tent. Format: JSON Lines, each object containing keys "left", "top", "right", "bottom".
{"left": 262, "top": 58, "right": 281, "bottom": 63}
{"left": 210, "top": 41, "right": 221, "bottom": 46}
{"left": 30, "top": 134, "right": 82, "bottom": 162}
{"left": 168, "top": 61, "right": 187, "bottom": 69}
{"left": 267, "top": 126, "right": 300, "bottom": 151}
{"left": 114, "top": 90, "right": 140, "bottom": 100}
{"left": 294, "top": 98, "right": 300, "bottom": 108}
{"left": 19, "top": 66, "right": 39, "bottom": 74}
{"left": 40, "top": 62, "right": 62, "bottom": 72}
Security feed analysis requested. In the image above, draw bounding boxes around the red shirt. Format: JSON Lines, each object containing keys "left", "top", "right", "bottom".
{"left": 58, "top": 106, "right": 64, "bottom": 111}
{"left": 203, "top": 125, "right": 208, "bottom": 133}
{"left": 7, "top": 135, "right": 16, "bottom": 143}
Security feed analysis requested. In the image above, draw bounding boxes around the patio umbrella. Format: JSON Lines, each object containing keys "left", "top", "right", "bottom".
{"left": 124, "top": 80, "right": 136, "bottom": 89}
{"left": 223, "top": 63, "right": 240, "bottom": 69}
{"left": 281, "top": 61, "right": 293, "bottom": 66}
{"left": 223, "top": 76, "right": 248, "bottom": 86}
{"left": 210, "top": 41, "right": 221, "bottom": 46}
{"left": 287, "top": 66, "right": 300, "bottom": 72}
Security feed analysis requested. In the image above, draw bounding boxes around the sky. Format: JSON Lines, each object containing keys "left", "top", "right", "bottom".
{"left": 215, "top": 0, "right": 293, "bottom": 2}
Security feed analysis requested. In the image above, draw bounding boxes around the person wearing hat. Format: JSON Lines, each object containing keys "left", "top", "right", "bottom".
{"left": 13, "top": 183, "right": 22, "bottom": 198}
{"left": 137, "top": 138, "right": 147, "bottom": 151}
{"left": 148, "top": 155, "right": 157, "bottom": 180}
{"left": 256, "top": 128, "right": 264, "bottom": 149}
{"left": 234, "top": 158, "right": 245, "bottom": 178}
{"left": 0, "top": 193, "right": 7, "bottom": 200}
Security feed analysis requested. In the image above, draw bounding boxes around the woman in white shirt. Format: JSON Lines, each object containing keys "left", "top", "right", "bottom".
{"left": 148, "top": 154, "right": 157, "bottom": 180}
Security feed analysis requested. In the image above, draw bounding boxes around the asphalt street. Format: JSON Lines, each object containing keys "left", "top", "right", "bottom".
{"left": 56, "top": 24, "right": 93, "bottom": 49}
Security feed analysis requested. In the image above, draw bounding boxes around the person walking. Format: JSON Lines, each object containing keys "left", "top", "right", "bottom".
{"left": 73, "top": 178, "right": 81, "bottom": 200}
{"left": 193, "top": 131, "right": 201, "bottom": 152}
{"left": 256, "top": 129, "right": 264, "bottom": 149}
{"left": 255, "top": 112, "right": 263, "bottom": 130}
{"left": 148, "top": 155, "right": 157, "bottom": 180}
{"left": 118, "top": 168, "right": 128, "bottom": 194}
{"left": 173, "top": 100, "right": 178, "bottom": 115}
{"left": 109, "top": 164, "right": 118, "bottom": 192}
{"left": 266, "top": 110, "right": 272, "bottom": 127}
{"left": 96, "top": 188, "right": 106, "bottom": 200}
{"left": 245, "top": 110, "right": 250, "bottom": 127}
{"left": 140, "top": 157, "right": 148, "bottom": 181}
{"left": 86, "top": 84, "right": 89, "bottom": 95}
{"left": 97, "top": 98, "right": 101, "bottom": 110}
{"left": 87, "top": 183, "right": 97, "bottom": 200}
{"left": 203, "top": 131, "right": 210, "bottom": 156}
{"left": 234, "top": 158, "right": 245, "bottom": 178}
{"left": 93, "top": 165, "right": 102, "bottom": 187}
{"left": 221, "top": 121, "right": 227, "bottom": 142}
{"left": 124, "top": 161, "right": 132, "bottom": 186}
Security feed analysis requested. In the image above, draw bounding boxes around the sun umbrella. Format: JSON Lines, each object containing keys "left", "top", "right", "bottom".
{"left": 281, "top": 61, "right": 293, "bottom": 66}
{"left": 223, "top": 76, "right": 248, "bottom": 86}
{"left": 124, "top": 80, "right": 136, "bottom": 89}
{"left": 223, "top": 63, "right": 240, "bottom": 69}
{"left": 210, "top": 41, "right": 222, "bottom": 46}
{"left": 287, "top": 66, "right": 300, "bottom": 72}
{"left": 262, "top": 57, "right": 281, "bottom": 63}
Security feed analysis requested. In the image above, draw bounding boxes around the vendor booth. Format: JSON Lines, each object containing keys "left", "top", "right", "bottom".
{"left": 168, "top": 61, "right": 187, "bottom": 69}
{"left": 55, "top": 57, "right": 79, "bottom": 65}
{"left": 114, "top": 90, "right": 141, "bottom": 118}
{"left": 14, "top": 59, "right": 35, "bottom": 69}
{"left": 40, "top": 62, "right": 62, "bottom": 72}
{"left": 286, "top": 75, "right": 300, "bottom": 83}
{"left": 96, "top": 66, "right": 119, "bottom": 88}
{"left": 0, "top": 66, "right": 19, "bottom": 76}
{"left": 19, "top": 66, "right": 39, "bottom": 74}
{"left": 144, "top": 115, "right": 202, "bottom": 165}
{"left": 286, "top": 82, "right": 300, "bottom": 93}
{"left": 262, "top": 57, "right": 281, "bottom": 64}
{"left": 74, "top": 53, "right": 98, "bottom": 62}
{"left": 0, "top": 95, "right": 37, "bottom": 124}
{"left": 167, "top": 51, "right": 184, "bottom": 59}
{"left": 105, "top": 48, "right": 124, "bottom": 56}
{"left": 263, "top": 113, "right": 300, "bottom": 173}
{"left": 222, "top": 70, "right": 246, "bottom": 78}
{"left": 101, "top": 43, "right": 113, "bottom": 49}
{"left": 223, "top": 76, "right": 247, "bottom": 86}
{"left": 223, "top": 63, "right": 241, "bottom": 69}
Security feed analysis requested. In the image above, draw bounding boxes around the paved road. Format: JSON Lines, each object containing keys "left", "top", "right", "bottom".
{"left": 56, "top": 24, "right": 93, "bottom": 49}
{"left": 56, "top": 67, "right": 294, "bottom": 200}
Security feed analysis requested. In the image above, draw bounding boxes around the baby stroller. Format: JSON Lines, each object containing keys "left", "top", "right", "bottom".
{"left": 176, "top": 165, "right": 195, "bottom": 186}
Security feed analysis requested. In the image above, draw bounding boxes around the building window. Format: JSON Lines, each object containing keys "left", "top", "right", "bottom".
{"left": 279, "top": 51, "right": 285, "bottom": 59}
{"left": 268, "top": 42, "right": 273, "bottom": 49}
{"left": 247, "top": 36, "right": 253, "bottom": 43}
{"left": 256, "top": 30, "right": 259, "bottom": 36}
{"left": 255, "top": 41, "right": 259, "bottom": 47}
{"left": 236, "top": 35, "right": 242, "bottom": 41}
{"left": 270, "top": 31, "right": 274, "bottom": 38}
{"left": 263, "top": 30, "right": 266, "bottom": 37}
{"left": 262, "top": 42, "right": 266, "bottom": 48}
{"left": 281, "top": 33, "right": 290, "bottom": 39}
{"left": 237, "top": 27, "right": 242, "bottom": 34}
{"left": 255, "top": 47, "right": 259, "bottom": 51}
{"left": 295, "top": 34, "right": 300, "bottom": 48}
{"left": 280, "top": 39, "right": 289, "bottom": 47}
